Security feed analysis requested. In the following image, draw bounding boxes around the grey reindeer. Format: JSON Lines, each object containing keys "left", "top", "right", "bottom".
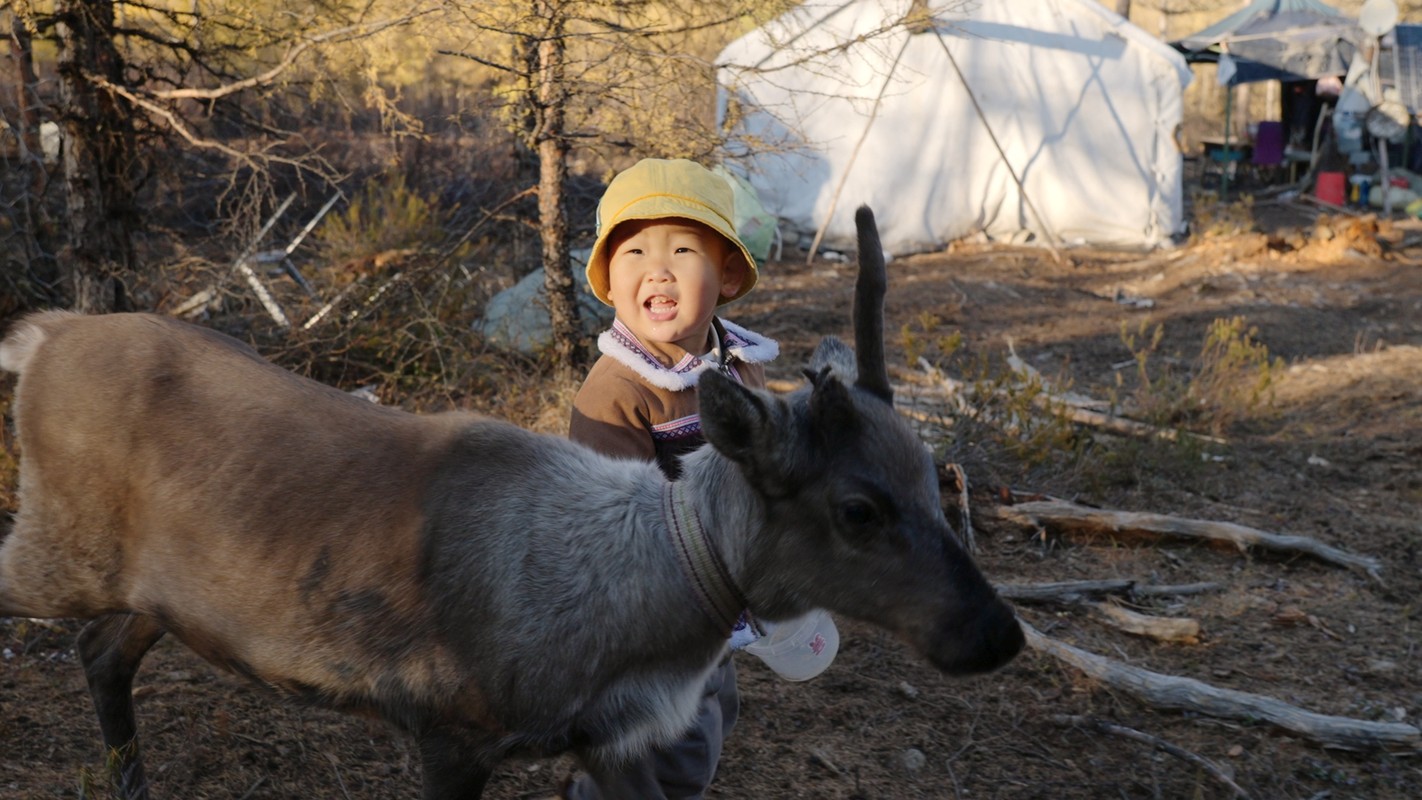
{"left": 0, "top": 206, "right": 1023, "bottom": 799}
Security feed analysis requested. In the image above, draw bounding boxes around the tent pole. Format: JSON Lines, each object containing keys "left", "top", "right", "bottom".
{"left": 804, "top": 34, "right": 911, "bottom": 265}
{"left": 932, "top": 29, "right": 1063, "bottom": 262}
{"left": 1222, "top": 85, "right": 1233, "bottom": 197}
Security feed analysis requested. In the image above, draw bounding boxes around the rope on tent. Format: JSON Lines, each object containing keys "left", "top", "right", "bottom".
{"left": 804, "top": 33, "right": 912, "bottom": 265}
{"left": 931, "top": 29, "right": 1064, "bottom": 263}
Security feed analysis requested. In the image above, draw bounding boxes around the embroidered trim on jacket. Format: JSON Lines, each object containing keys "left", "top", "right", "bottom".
{"left": 597, "top": 317, "right": 779, "bottom": 392}
{"left": 651, "top": 414, "right": 701, "bottom": 441}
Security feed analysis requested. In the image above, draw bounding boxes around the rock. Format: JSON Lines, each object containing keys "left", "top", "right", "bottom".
{"left": 901, "top": 747, "right": 927, "bottom": 772}
{"left": 474, "top": 249, "right": 614, "bottom": 355}
{"left": 1365, "top": 658, "right": 1399, "bottom": 676}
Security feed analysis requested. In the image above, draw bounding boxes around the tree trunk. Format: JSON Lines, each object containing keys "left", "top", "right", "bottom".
{"left": 534, "top": 3, "right": 583, "bottom": 378}
{"left": 6, "top": 12, "right": 57, "bottom": 301}
{"left": 9, "top": 17, "right": 41, "bottom": 161}
{"left": 54, "top": 0, "right": 138, "bottom": 312}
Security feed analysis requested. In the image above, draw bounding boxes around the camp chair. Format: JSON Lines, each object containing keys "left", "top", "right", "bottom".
{"left": 1249, "top": 121, "right": 1286, "bottom": 185}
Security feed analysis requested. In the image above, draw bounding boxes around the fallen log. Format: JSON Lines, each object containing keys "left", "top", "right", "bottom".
{"left": 1022, "top": 621, "right": 1421, "bottom": 752}
{"left": 987, "top": 499, "right": 1383, "bottom": 584}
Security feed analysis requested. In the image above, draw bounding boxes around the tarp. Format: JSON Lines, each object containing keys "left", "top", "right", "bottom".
{"left": 1175, "top": 0, "right": 1357, "bottom": 85}
{"left": 715, "top": 0, "right": 1193, "bottom": 253}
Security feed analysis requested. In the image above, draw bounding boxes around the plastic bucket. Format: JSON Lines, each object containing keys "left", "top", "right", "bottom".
{"left": 1315, "top": 171, "right": 1346, "bottom": 206}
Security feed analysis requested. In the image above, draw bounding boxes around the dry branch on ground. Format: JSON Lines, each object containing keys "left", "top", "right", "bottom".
{"left": 997, "top": 579, "right": 1222, "bottom": 605}
{"left": 1022, "top": 621, "right": 1421, "bottom": 752}
{"left": 1087, "top": 602, "right": 1201, "bottom": 645}
{"left": 1049, "top": 714, "right": 1251, "bottom": 798}
{"left": 984, "top": 499, "right": 1384, "bottom": 583}
{"left": 900, "top": 361, "right": 1228, "bottom": 445}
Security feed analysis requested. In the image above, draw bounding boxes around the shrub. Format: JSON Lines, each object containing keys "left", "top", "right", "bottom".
{"left": 1117, "top": 316, "right": 1281, "bottom": 437}
{"left": 316, "top": 172, "right": 450, "bottom": 265}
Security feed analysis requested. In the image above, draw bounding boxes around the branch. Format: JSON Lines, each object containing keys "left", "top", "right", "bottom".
{"left": 1088, "top": 602, "right": 1200, "bottom": 645}
{"left": 997, "top": 579, "right": 1222, "bottom": 605}
{"left": 89, "top": 76, "right": 257, "bottom": 170}
{"left": 1049, "top": 715, "right": 1251, "bottom": 798}
{"left": 907, "top": 360, "right": 1227, "bottom": 446}
{"left": 1023, "top": 621, "right": 1421, "bottom": 751}
{"left": 437, "top": 48, "right": 525, "bottom": 76}
{"left": 988, "top": 500, "right": 1384, "bottom": 584}
{"left": 148, "top": 15, "right": 433, "bottom": 102}
{"left": 944, "top": 462, "right": 975, "bottom": 553}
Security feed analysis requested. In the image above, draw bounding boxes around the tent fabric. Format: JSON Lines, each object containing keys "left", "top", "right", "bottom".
{"left": 1176, "top": 0, "right": 1356, "bottom": 85}
{"left": 715, "top": 0, "right": 1193, "bottom": 253}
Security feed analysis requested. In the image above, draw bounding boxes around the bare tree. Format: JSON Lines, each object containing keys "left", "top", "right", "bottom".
{"left": 6, "top": 1, "right": 436, "bottom": 313}
{"left": 2, "top": 9, "right": 58, "bottom": 308}
{"left": 53, "top": 0, "right": 139, "bottom": 312}
{"left": 533, "top": 2, "right": 578, "bottom": 377}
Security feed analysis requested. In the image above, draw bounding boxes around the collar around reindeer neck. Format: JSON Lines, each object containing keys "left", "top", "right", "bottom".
{"left": 664, "top": 481, "right": 747, "bottom": 635}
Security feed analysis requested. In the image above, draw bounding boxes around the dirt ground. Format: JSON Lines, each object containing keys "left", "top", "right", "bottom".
{"left": 3, "top": 196, "right": 1421, "bottom": 799}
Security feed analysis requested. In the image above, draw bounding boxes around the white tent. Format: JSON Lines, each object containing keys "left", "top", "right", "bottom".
{"left": 716, "top": 0, "right": 1194, "bottom": 253}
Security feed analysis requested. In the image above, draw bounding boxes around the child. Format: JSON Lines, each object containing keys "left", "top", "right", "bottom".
{"left": 563, "top": 158, "right": 778, "bottom": 799}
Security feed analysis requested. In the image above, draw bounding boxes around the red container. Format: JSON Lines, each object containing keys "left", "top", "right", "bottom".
{"left": 1315, "top": 171, "right": 1346, "bottom": 206}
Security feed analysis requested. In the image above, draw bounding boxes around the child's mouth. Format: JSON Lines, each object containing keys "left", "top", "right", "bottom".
{"left": 645, "top": 295, "right": 678, "bottom": 322}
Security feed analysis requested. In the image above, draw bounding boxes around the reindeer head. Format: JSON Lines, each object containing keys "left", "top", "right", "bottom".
{"left": 699, "top": 207, "right": 1023, "bottom": 676}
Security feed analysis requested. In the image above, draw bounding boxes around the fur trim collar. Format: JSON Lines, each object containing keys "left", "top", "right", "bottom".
{"left": 598, "top": 318, "right": 779, "bottom": 392}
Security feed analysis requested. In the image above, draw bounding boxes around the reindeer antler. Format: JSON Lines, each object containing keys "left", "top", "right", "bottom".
{"left": 853, "top": 205, "right": 892, "bottom": 404}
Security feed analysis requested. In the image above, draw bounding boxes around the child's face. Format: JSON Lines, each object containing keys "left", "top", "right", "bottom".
{"left": 606, "top": 218, "right": 744, "bottom": 366}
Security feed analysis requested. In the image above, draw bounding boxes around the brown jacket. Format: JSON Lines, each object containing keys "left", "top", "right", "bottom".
{"left": 569, "top": 317, "right": 778, "bottom": 479}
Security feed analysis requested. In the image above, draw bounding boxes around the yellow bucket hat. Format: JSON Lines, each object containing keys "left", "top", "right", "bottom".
{"left": 586, "top": 158, "right": 759, "bottom": 307}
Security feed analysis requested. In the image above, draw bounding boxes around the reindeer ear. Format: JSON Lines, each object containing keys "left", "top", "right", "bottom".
{"left": 807, "top": 367, "right": 860, "bottom": 436}
{"left": 698, "top": 370, "right": 775, "bottom": 467}
{"left": 808, "top": 336, "right": 857, "bottom": 383}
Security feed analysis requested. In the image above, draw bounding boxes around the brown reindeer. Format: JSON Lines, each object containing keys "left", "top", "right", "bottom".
{"left": 0, "top": 207, "right": 1022, "bottom": 799}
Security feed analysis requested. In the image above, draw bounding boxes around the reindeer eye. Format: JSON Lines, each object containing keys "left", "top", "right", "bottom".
{"left": 839, "top": 499, "right": 878, "bottom": 526}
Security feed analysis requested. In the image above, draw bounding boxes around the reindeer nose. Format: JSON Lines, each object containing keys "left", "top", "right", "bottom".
{"left": 934, "top": 599, "right": 1025, "bottom": 675}
{"left": 968, "top": 601, "right": 1025, "bottom": 673}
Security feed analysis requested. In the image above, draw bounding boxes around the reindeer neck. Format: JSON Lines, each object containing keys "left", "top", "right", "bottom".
{"left": 662, "top": 481, "right": 746, "bottom": 635}
{"left": 670, "top": 449, "right": 762, "bottom": 625}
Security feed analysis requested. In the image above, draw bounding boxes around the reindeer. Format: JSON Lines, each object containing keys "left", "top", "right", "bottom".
{"left": 0, "top": 207, "right": 1023, "bottom": 799}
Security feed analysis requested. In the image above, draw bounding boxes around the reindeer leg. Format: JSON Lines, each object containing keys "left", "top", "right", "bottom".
{"left": 417, "top": 727, "right": 495, "bottom": 799}
{"left": 77, "top": 613, "right": 167, "bottom": 800}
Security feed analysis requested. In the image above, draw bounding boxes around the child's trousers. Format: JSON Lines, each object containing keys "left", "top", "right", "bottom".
{"left": 562, "top": 657, "right": 740, "bottom": 800}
